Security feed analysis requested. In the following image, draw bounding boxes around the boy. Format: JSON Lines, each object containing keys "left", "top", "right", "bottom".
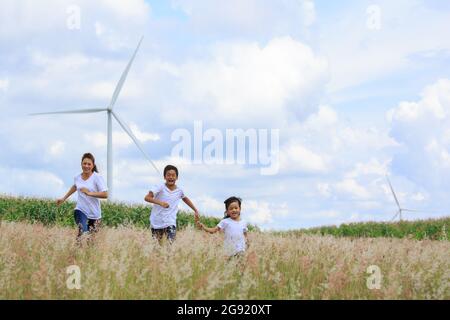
{"left": 144, "top": 164, "right": 199, "bottom": 243}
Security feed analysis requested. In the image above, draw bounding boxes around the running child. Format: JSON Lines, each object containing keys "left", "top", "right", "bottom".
{"left": 197, "top": 196, "right": 249, "bottom": 257}
{"left": 144, "top": 164, "right": 199, "bottom": 243}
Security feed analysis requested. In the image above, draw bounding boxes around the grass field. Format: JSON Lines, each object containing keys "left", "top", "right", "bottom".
{"left": 0, "top": 195, "right": 449, "bottom": 299}
{"left": 0, "top": 221, "right": 448, "bottom": 299}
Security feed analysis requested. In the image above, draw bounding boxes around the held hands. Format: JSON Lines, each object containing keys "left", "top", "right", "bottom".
{"left": 195, "top": 220, "right": 204, "bottom": 230}
{"left": 56, "top": 198, "right": 65, "bottom": 206}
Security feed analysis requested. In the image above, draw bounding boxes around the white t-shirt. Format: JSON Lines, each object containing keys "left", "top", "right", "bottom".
{"left": 149, "top": 183, "right": 186, "bottom": 229}
{"left": 74, "top": 172, "right": 107, "bottom": 220}
{"left": 217, "top": 218, "right": 248, "bottom": 256}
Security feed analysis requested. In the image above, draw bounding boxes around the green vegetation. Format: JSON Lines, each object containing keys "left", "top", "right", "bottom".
{"left": 0, "top": 195, "right": 257, "bottom": 230}
{"left": 1, "top": 195, "right": 448, "bottom": 240}
{"left": 276, "top": 218, "right": 449, "bottom": 241}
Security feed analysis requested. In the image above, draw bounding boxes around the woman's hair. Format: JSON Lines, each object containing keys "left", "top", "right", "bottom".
{"left": 81, "top": 153, "right": 98, "bottom": 173}
{"left": 163, "top": 164, "right": 178, "bottom": 177}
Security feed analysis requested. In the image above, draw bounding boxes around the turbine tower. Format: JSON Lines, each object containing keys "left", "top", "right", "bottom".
{"left": 30, "top": 37, "right": 160, "bottom": 199}
{"left": 385, "top": 175, "right": 421, "bottom": 221}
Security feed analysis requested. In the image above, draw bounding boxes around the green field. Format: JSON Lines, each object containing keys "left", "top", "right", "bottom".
{"left": 278, "top": 217, "right": 450, "bottom": 241}
{"left": 1, "top": 195, "right": 448, "bottom": 240}
{"left": 0, "top": 195, "right": 228, "bottom": 230}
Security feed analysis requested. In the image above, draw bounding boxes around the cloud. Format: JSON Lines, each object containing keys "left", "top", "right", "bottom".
{"left": 0, "top": 167, "right": 66, "bottom": 198}
{"left": 0, "top": 78, "right": 9, "bottom": 92}
{"left": 84, "top": 123, "right": 160, "bottom": 149}
{"left": 0, "top": 0, "right": 151, "bottom": 40}
{"left": 320, "top": 0, "right": 450, "bottom": 92}
{"left": 166, "top": 36, "right": 328, "bottom": 127}
{"left": 335, "top": 178, "right": 370, "bottom": 200}
{"left": 279, "top": 142, "right": 328, "bottom": 173}
{"left": 171, "top": 0, "right": 316, "bottom": 36}
{"left": 388, "top": 79, "right": 450, "bottom": 186}
{"left": 48, "top": 141, "right": 65, "bottom": 157}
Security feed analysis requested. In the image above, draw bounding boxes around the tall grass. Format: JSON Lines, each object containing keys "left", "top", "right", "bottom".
{"left": 0, "top": 221, "right": 448, "bottom": 299}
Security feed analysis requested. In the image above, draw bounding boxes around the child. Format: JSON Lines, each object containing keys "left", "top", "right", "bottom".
{"left": 197, "top": 196, "right": 249, "bottom": 257}
{"left": 144, "top": 164, "right": 199, "bottom": 243}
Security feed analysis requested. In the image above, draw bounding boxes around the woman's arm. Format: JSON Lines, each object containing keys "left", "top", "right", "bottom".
{"left": 80, "top": 188, "right": 108, "bottom": 199}
{"left": 56, "top": 185, "right": 77, "bottom": 205}
{"left": 144, "top": 192, "right": 169, "bottom": 208}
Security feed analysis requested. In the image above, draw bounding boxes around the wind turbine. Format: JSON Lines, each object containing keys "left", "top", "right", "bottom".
{"left": 30, "top": 37, "right": 160, "bottom": 199}
{"left": 385, "top": 175, "right": 421, "bottom": 222}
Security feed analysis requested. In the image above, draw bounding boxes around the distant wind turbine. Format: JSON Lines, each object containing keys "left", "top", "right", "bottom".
{"left": 30, "top": 36, "right": 160, "bottom": 199}
{"left": 385, "top": 175, "right": 423, "bottom": 222}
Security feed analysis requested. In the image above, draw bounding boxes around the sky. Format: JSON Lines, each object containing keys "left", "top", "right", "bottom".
{"left": 1, "top": 0, "right": 450, "bottom": 230}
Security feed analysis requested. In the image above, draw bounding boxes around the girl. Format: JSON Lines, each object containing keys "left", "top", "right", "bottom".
{"left": 56, "top": 153, "right": 108, "bottom": 242}
{"left": 197, "top": 196, "right": 249, "bottom": 257}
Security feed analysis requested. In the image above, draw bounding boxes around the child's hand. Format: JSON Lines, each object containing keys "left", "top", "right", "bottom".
{"left": 195, "top": 220, "right": 203, "bottom": 230}
{"left": 56, "top": 198, "right": 64, "bottom": 206}
{"left": 159, "top": 201, "right": 170, "bottom": 208}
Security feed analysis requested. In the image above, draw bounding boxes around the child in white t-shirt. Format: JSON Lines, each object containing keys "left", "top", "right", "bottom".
{"left": 197, "top": 196, "right": 249, "bottom": 257}
{"left": 144, "top": 164, "right": 199, "bottom": 243}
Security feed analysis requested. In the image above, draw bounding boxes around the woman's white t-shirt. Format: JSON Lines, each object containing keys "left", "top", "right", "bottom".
{"left": 149, "top": 183, "right": 185, "bottom": 229}
{"left": 74, "top": 172, "right": 107, "bottom": 219}
{"left": 217, "top": 218, "right": 248, "bottom": 256}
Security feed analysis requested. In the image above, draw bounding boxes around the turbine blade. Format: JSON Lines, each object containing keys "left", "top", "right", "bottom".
{"left": 386, "top": 175, "right": 401, "bottom": 210}
{"left": 108, "top": 36, "right": 144, "bottom": 110}
{"left": 391, "top": 211, "right": 400, "bottom": 222}
{"left": 111, "top": 111, "right": 160, "bottom": 175}
{"left": 30, "top": 108, "right": 107, "bottom": 116}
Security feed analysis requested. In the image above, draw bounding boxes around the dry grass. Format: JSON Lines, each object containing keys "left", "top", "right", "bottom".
{"left": 0, "top": 221, "right": 448, "bottom": 299}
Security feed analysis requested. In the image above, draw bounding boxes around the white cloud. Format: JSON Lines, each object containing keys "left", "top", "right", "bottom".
{"left": 346, "top": 158, "right": 390, "bottom": 179}
{"left": 0, "top": 167, "right": 65, "bottom": 197}
{"left": 0, "top": 78, "right": 9, "bottom": 92}
{"left": 48, "top": 141, "right": 65, "bottom": 157}
{"left": 320, "top": 0, "right": 450, "bottom": 92}
{"left": 171, "top": 0, "right": 316, "bottom": 35}
{"left": 388, "top": 79, "right": 450, "bottom": 186}
{"left": 0, "top": 0, "right": 151, "bottom": 40}
{"left": 279, "top": 142, "right": 328, "bottom": 173}
{"left": 335, "top": 178, "right": 370, "bottom": 200}
{"left": 84, "top": 123, "right": 160, "bottom": 149}
{"left": 167, "top": 36, "right": 328, "bottom": 127}
{"left": 244, "top": 200, "right": 289, "bottom": 228}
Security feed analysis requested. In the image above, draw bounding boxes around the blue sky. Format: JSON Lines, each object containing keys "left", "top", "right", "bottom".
{"left": 1, "top": 0, "right": 450, "bottom": 230}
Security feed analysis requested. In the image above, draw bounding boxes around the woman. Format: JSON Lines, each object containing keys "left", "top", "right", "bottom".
{"left": 56, "top": 153, "right": 108, "bottom": 242}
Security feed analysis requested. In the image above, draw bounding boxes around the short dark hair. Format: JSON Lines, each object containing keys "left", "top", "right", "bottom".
{"left": 224, "top": 196, "right": 242, "bottom": 210}
{"left": 163, "top": 165, "right": 178, "bottom": 177}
